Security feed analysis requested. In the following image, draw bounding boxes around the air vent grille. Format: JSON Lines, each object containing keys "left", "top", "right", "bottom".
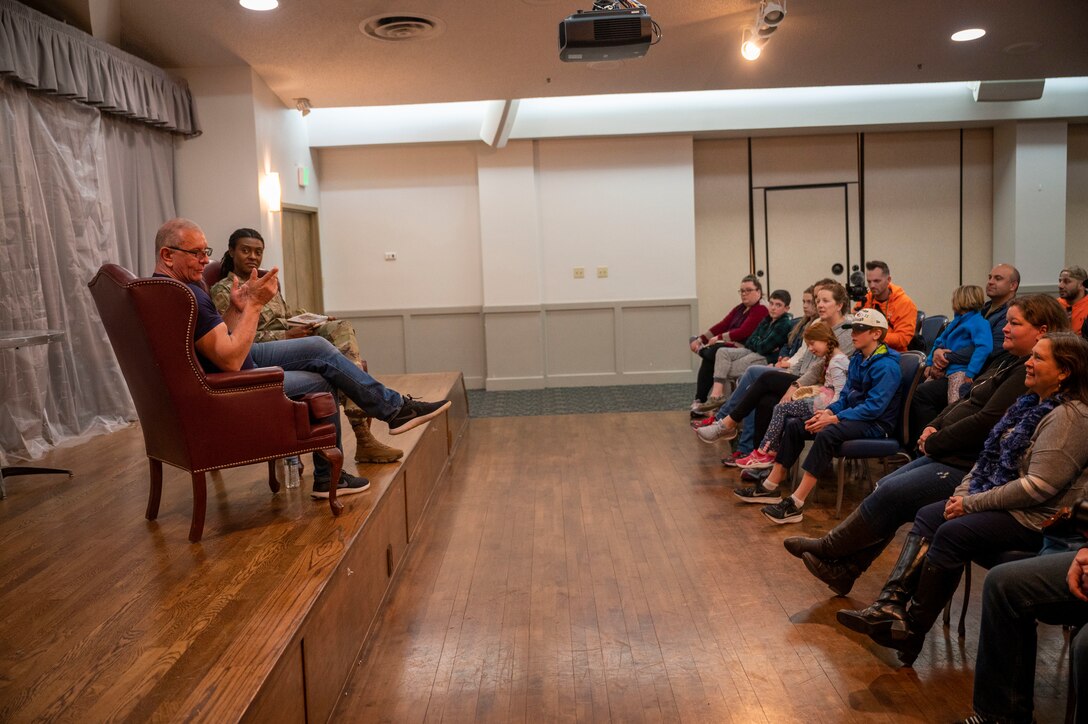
{"left": 360, "top": 14, "right": 445, "bottom": 41}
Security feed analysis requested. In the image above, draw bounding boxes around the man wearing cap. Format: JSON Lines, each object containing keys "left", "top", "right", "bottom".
{"left": 736, "top": 308, "right": 903, "bottom": 525}
{"left": 1059, "top": 266, "right": 1088, "bottom": 336}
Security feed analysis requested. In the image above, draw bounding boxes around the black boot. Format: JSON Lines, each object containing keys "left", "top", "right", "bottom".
{"left": 836, "top": 533, "right": 930, "bottom": 639}
{"left": 784, "top": 506, "right": 885, "bottom": 559}
{"left": 888, "top": 560, "right": 964, "bottom": 666}
{"left": 800, "top": 536, "right": 895, "bottom": 596}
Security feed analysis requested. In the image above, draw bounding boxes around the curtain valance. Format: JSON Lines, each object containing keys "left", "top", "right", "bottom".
{"left": 0, "top": 0, "right": 200, "bottom": 136}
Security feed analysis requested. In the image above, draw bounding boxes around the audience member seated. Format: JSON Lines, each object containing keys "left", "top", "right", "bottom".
{"left": 784, "top": 295, "right": 1069, "bottom": 596}
{"left": 910, "top": 263, "right": 1020, "bottom": 441}
{"left": 728, "top": 322, "right": 850, "bottom": 470}
{"left": 955, "top": 540, "right": 1088, "bottom": 724}
{"left": 697, "top": 279, "right": 854, "bottom": 467}
{"left": 732, "top": 308, "right": 902, "bottom": 525}
{"left": 1059, "top": 265, "right": 1088, "bottom": 336}
{"left": 836, "top": 332, "right": 1088, "bottom": 666}
{"left": 209, "top": 228, "right": 402, "bottom": 464}
{"left": 777, "top": 286, "right": 816, "bottom": 364}
{"left": 693, "top": 289, "right": 794, "bottom": 415}
{"left": 854, "top": 260, "right": 917, "bottom": 352}
{"left": 690, "top": 275, "right": 770, "bottom": 414}
{"left": 923, "top": 284, "right": 993, "bottom": 404}
{"left": 152, "top": 218, "right": 450, "bottom": 499}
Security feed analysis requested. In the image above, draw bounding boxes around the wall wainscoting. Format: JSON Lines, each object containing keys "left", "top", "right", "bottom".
{"left": 335, "top": 298, "right": 699, "bottom": 391}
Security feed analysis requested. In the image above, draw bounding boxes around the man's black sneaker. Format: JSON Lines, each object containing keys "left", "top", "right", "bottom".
{"left": 762, "top": 496, "right": 804, "bottom": 524}
{"left": 740, "top": 467, "right": 771, "bottom": 483}
{"left": 311, "top": 471, "right": 371, "bottom": 499}
{"left": 387, "top": 397, "right": 452, "bottom": 435}
{"left": 733, "top": 482, "right": 780, "bottom": 503}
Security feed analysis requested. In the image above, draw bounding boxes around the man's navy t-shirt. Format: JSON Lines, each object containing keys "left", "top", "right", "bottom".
{"left": 154, "top": 273, "right": 256, "bottom": 373}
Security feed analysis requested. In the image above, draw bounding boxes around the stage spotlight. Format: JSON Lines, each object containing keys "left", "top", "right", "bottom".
{"left": 741, "top": 28, "right": 763, "bottom": 60}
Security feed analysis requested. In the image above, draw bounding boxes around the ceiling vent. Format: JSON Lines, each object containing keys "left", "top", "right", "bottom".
{"left": 360, "top": 14, "right": 445, "bottom": 41}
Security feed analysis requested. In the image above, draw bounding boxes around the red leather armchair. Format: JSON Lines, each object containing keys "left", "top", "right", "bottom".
{"left": 88, "top": 264, "right": 344, "bottom": 542}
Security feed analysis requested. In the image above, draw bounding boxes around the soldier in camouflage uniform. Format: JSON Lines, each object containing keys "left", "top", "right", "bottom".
{"left": 210, "top": 228, "right": 402, "bottom": 463}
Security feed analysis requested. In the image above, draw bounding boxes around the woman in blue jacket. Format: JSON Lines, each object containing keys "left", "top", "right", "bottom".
{"left": 924, "top": 285, "right": 993, "bottom": 404}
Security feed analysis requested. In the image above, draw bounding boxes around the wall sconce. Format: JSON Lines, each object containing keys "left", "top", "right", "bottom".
{"left": 261, "top": 172, "right": 282, "bottom": 212}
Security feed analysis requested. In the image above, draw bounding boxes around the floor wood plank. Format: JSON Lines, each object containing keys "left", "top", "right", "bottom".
{"left": 336, "top": 411, "right": 1073, "bottom": 724}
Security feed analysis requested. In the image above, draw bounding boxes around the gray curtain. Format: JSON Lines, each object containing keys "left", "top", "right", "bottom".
{"left": 0, "top": 0, "right": 200, "bottom": 136}
{"left": 0, "top": 76, "right": 175, "bottom": 463}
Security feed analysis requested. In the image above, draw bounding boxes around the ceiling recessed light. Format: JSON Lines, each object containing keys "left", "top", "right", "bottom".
{"left": 951, "top": 28, "right": 986, "bottom": 42}
{"left": 240, "top": 0, "right": 278, "bottom": 10}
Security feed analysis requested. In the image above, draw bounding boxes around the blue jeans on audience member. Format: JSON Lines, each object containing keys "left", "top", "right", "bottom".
{"left": 715, "top": 364, "right": 776, "bottom": 421}
{"left": 251, "top": 337, "right": 405, "bottom": 481}
{"left": 910, "top": 502, "right": 1042, "bottom": 570}
{"left": 738, "top": 411, "right": 755, "bottom": 455}
{"left": 857, "top": 456, "right": 968, "bottom": 535}
{"left": 972, "top": 551, "right": 1088, "bottom": 723}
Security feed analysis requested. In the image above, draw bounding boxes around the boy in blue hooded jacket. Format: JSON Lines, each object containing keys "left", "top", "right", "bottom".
{"left": 733, "top": 308, "right": 903, "bottom": 524}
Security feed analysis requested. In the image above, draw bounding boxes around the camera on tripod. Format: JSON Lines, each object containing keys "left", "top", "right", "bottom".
{"left": 846, "top": 266, "right": 868, "bottom": 303}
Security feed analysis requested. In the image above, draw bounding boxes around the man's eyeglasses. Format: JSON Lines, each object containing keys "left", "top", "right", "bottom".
{"left": 168, "top": 245, "right": 213, "bottom": 258}
{"left": 738, "top": 288, "right": 759, "bottom": 294}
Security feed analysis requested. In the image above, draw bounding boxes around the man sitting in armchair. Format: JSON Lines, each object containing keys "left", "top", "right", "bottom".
{"left": 152, "top": 218, "right": 450, "bottom": 499}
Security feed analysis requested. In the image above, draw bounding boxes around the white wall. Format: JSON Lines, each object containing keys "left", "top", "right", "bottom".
{"left": 536, "top": 136, "right": 696, "bottom": 303}
{"left": 173, "top": 66, "right": 318, "bottom": 295}
{"left": 251, "top": 70, "right": 321, "bottom": 281}
{"left": 172, "top": 66, "right": 261, "bottom": 249}
{"left": 1069, "top": 123, "right": 1088, "bottom": 265}
{"left": 317, "top": 144, "right": 483, "bottom": 311}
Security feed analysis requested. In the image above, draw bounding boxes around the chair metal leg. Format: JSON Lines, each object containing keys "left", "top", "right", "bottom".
{"left": 146, "top": 459, "right": 163, "bottom": 520}
{"left": 189, "top": 471, "right": 207, "bottom": 543}
{"left": 957, "top": 563, "right": 971, "bottom": 638}
{"left": 835, "top": 457, "right": 847, "bottom": 518}
{"left": 0, "top": 465, "right": 73, "bottom": 499}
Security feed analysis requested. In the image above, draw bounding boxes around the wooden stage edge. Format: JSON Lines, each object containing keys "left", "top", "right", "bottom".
{"left": 0, "top": 371, "right": 469, "bottom": 724}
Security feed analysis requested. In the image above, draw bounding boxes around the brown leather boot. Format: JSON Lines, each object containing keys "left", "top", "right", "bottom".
{"left": 352, "top": 417, "right": 403, "bottom": 463}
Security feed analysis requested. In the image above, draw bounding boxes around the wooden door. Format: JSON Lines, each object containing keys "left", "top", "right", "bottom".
{"left": 282, "top": 208, "right": 323, "bottom": 313}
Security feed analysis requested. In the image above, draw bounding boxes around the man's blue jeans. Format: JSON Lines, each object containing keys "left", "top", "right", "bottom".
{"left": 716, "top": 364, "right": 773, "bottom": 455}
{"left": 973, "top": 551, "right": 1088, "bottom": 723}
{"left": 251, "top": 337, "right": 404, "bottom": 480}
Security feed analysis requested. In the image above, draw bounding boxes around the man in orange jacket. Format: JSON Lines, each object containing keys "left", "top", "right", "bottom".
{"left": 854, "top": 260, "right": 917, "bottom": 352}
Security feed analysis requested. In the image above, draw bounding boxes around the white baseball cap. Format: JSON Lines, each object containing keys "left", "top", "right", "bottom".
{"left": 845, "top": 308, "right": 889, "bottom": 331}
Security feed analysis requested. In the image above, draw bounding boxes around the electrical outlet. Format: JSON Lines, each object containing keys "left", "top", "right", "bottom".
{"left": 597, "top": 266, "right": 608, "bottom": 278}
{"left": 573, "top": 267, "right": 585, "bottom": 279}
{"left": 384, "top": 252, "right": 397, "bottom": 261}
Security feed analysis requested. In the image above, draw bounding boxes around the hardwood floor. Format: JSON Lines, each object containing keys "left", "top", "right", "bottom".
{"left": 336, "top": 411, "right": 1073, "bottom": 723}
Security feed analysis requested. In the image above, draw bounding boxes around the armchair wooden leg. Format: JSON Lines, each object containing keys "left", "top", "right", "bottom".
{"left": 146, "top": 459, "right": 163, "bottom": 520}
{"left": 189, "top": 472, "right": 207, "bottom": 543}
{"left": 320, "top": 447, "right": 344, "bottom": 516}
{"left": 267, "top": 460, "right": 280, "bottom": 493}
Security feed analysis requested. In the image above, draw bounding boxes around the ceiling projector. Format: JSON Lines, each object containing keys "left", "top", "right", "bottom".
{"left": 558, "top": 2, "right": 656, "bottom": 62}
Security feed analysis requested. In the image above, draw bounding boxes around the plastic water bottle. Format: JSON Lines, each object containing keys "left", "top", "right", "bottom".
{"left": 285, "top": 456, "right": 301, "bottom": 489}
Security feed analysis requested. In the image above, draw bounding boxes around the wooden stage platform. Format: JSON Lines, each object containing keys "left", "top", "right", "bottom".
{"left": 0, "top": 371, "right": 468, "bottom": 723}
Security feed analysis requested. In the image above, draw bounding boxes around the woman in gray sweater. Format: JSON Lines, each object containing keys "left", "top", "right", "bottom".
{"left": 836, "top": 332, "right": 1088, "bottom": 666}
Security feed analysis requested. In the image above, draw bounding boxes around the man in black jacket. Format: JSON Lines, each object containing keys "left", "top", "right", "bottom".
{"left": 783, "top": 294, "right": 1068, "bottom": 596}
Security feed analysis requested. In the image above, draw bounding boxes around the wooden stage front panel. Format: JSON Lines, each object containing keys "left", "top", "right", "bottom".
{"left": 0, "top": 371, "right": 467, "bottom": 723}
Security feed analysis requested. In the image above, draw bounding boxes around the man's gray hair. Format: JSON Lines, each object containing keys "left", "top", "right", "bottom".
{"left": 155, "top": 218, "right": 202, "bottom": 250}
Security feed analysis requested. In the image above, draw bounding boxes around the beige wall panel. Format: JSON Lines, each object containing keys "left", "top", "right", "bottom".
{"left": 963, "top": 128, "right": 995, "bottom": 292}
{"left": 751, "top": 134, "right": 858, "bottom": 188}
{"left": 693, "top": 139, "right": 750, "bottom": 332}
{"left": 620, "top": 306, "right": 694, "bottom": 374}
{"left": 347, "top": 316, "right": 406, "bottom": 375}
{"left": 864, "top": 130, "right": 962, "bottom": 318}
{"left": 1069, "top": 124, "right": 1088, "bottom": 265}
{"left": 484, "top": 311, "right": 545, "bottom": 387}
{"left": 407, "top": 313, "right": 485, "bottom": 388}
{"left": 545, "top": 308, "right": 615, "bottom": 377}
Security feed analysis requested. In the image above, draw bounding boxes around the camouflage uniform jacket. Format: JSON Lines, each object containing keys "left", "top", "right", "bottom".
{"left": 209, "top": 273, "right": 303, "bottom": 343}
